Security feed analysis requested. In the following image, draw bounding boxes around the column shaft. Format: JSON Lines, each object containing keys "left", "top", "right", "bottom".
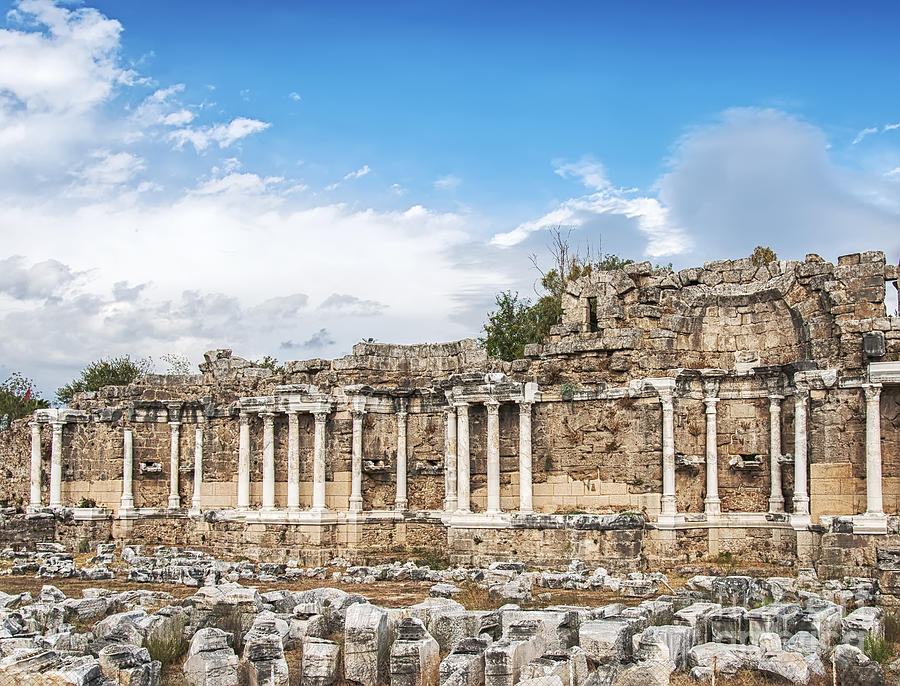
{"left": 49, "top": 421, "right": 63, "bottom": 507}
{"left": 168, "top": 422, "right": 181, "bottom": 508}
{"left": 864, "top": 384, "right": 884, "bottom": 516}
{"left": 191, "top": 420, "right": 203, "bottom": 512}
{"left": 768, "top": 396, "right": 784, "bottom": 513}
{"left": 793, "top": 390, "right": 810, "bottom": 516}
{"left": 261, "top": 413, "right": 276, "bottom": 511}
{"left": 444, "top": 408, "right": 458, "bottom": 513}
{"left": 486, "top": 401, "right": 501, "bottom": 514}
{"left": 456, "top": 404, "right": 471, "bottom": 513}
{"left": 395, "top": 405, "right": 408, "bottom": 511}
{"left": 287, "top": 412, "right": 300, "bottom": 513}
{"left": 518, "top": 401, "right": 534, "bottom": 514}
{"left": 660, "top": 396, "right": 677, "bottom": 517}
{"left": 703, "top": 398, "right": 721, "bottom": 516}
{"left": 312, "top": 412, "right": 328, "bottom": 511}
{"left": 349, "top": 410, "right": 365, "bottom": 513}
{"left": 121, "top": 428, "right": 134, "bottom": 510}
{"left": 29, "top": 422, "right": 41, "bottom": 508}
{"left": 237, "top": 413, "right": 251, "bottom": 510}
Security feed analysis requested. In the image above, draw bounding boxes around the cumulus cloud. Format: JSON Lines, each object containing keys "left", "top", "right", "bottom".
{"left": 0, "top": 256, "right": 79, "bottom": 299}
{"left": 281, "top": 329, "right": 335, "bottom": 351}
{"left": 318, "top": 293, "right": 387, "bottom": 316}
{"left": 491, "top": 159, "right": 691, "bottom": 258}
{"left": 168, "top": 117, "right": 271, "bottom": 151}
{"left": 67, "top": 149, "right": 145, "bottom": 197}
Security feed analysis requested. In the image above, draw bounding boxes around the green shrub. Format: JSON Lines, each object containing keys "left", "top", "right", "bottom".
{"left": 77, "top": 538, "right": 91, "bottom": 554}
{"left": 863, "top": 631, "right": 892, "bottom": 664}
{"left": 412, "top": 546, "right": 450, "bottom": 570}
{"left": 145, "top": 630, "right": 189, "bottom": 666}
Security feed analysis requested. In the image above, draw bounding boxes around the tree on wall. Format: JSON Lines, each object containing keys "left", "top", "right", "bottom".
{"left": 57, "top": 355, "right": 153, "bottom": 405}
{"left": 0, "top": 373, "right": 50, "bottom": 429}
{"left": 479, "top": 226, "right": 636, "bottom": 361}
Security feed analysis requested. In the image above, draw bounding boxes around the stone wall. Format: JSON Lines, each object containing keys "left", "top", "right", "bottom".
{"left": 3, "top": 251, "right": 899, "bottom": 571}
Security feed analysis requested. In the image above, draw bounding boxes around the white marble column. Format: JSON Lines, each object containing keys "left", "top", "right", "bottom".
{"left": 237, "top": 412, "right": 251, "bottom": 510}
{"left": 443, "top": 407, "right": 458, "bottom": 513}
{"left": 792, "top": 389, "right": 810, "bottom": 517}
{"left": 660, "top": 394, "right": 677, "bottom": 518}
{"left": 863, "top": 383, "right": 884, "bottom": 517}
{"left": 455, "top": 402, "right": 471, "bottom": 513}
{"left": 349, "top": 408, "right": 365, "bottom": 514}
{"left": 395, "top": 400, "right": 408, "bottom": 511}
{"left": 49, "top": 420, "right": 63, "bottom": 508}
{"left": 29, "top": 422, "right": 41, "bottom": 508}
{"left": 768, "top": 395, "right": 785, "bottom": 513}
{"left": 486, "top": 401, "right": 501, "bottom": 515}
{"left": 703, "top": 397, "right": 721, "bottom": 517}
{"left": 311, "top": 411, "right": 329, "bottom": 511}
{"left": 518, "top": 400, "right": 534, "bottom": 514}
{"left": 168, "top": 420, "right": 181, "bottom": 509}
{"left": 190, "top": 417, "right": 203, "bottom": 513}
{"left": 261, "top": 412, "right": 276, "bottom": 512}
{"left": 121, "top": 428, "right": 134, "bottom": 511}
{"left": 287, "top": 411, "right": 300, "bottom": 514}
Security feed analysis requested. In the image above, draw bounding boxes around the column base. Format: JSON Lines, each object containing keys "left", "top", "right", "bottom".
{"left": 768, "top": 497, "right": 785, "bottom": 514}
{"left": 394, "top": 500, "right": 408, "bottom": 512}
{"left": 518, "top": 507, "right": 534, "bottom": 515}
{"left": 655, "top": 512, "right": 684, "bottom": 529}
{"left": 187, "top": 507, "right": 201, "bottom": 518}
{"left": 118, "top": 507, "right": 139, "bottom": 520}
{"left": 853, "top": 513, "right": 888, "bottom": 534}
{"left": 704, "top": 499, "right": 721, "bottom": 518}
{"left": 299, "top": 508, "right": 338, "bottom": 525}
{"left": 790, "top": 513, "right": 812, "bottom": 530}
{"left": 167, "top": 496, "right": 181, "bottom": 509}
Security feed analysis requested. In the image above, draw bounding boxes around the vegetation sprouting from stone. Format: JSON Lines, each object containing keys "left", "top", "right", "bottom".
{"left": 56, "top": 355, "right": 153, "bottom": 404}
{"left": 751, "top": 245, "right": 777, "bottom": 266}
{"left": 0, "top": 372, "right": 49, "bottom": 429}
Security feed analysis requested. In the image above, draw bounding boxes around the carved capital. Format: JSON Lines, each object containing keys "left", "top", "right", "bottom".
{"left": 703, "top": 397, "right": 720, "bottom": 413}
{"left": 863, "top": 383, "right": 883, "bottom": 402}
{"left": 485, "top": 401, "right": 500, "bottom": 415}
{"left": 239, "top": 412, "right": 251, "bottom": 426}
{"left": 313, "top": 411, "right": 329, "bottom": 424}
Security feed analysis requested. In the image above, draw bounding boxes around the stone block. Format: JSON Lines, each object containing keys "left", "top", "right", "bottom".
{"left": 639, "top": 625, "right": 693, "bottom": 670}
{"left": 842, "top": 606, "right": 884, "bottom": 650}
{"left": 344, "top": 603, "right": 389, "bottom": 686}
{"left": 302, "top": 637, "right": 341, "bottom": 686}
{"left": 747, "top": 602, "right": 801, "bottom": 644}
{"left": 390, "top": 618, "right": 440, "bottom": 686}
{"left": 673, "top": 602, "right": 721, "bottom": 645}
{"left": 578, "top": 620, "right": 632, "bottom": 665}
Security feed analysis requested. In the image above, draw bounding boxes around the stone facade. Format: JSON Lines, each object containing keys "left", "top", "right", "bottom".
{"left": 2, "top": 251, "right": 899, "bottom": 573}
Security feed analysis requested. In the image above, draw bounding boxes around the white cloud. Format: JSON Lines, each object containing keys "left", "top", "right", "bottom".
{"left": 289, "top": 91, "right": 302, "bottom": 102}
{"left": 67, "top": 149, "right": 145, "bottom": 197}
{"left": 324, "top": 164, "right": 371, "bottom": 191}
{"left": 885, "top": 122, "right": 900, "bottom": 132}
{"left": 435, "top": 174, "right": 461, "bottom": 190}
{"left": 491, "top": 159, "right": 691, "bottom": 258}
{"left": 168, "top": 116, "right": 271, "bottom": 151}
{"left": 852, "top": 127, "right": 878, "bottom": 144}
{"left": 390, "top": 183, "right": 406, "bottom": 196}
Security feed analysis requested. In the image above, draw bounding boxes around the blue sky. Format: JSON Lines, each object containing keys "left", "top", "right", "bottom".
{"left": 0, "top": 0, "right": 899, "bottom": 397}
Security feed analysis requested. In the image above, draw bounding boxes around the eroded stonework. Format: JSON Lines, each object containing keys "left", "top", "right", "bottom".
{"left": 2, "top": 251, "right": 899, "bottom": 575}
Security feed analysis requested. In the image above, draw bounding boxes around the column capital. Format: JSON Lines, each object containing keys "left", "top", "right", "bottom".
{"left": 51, "top": 420, "right": 64, "bottom": 431}
{"left": 260, "top": 411, "right": 276, "bottom": 420}
{"left": 516, "top": 399, "right": 534, "bottom": 412}
{"left": 485, "top": 400, "right": 500, "bottom": 415}
{"left": 396, "top": 411, "right": 408, "bottom": 419}
{"left": 444, "top": 405, "right": 457, "bottom": 416}
{"left": 794, "top": 386, "right": 810, "bottom": 401}
{"left": 768, "top": 394, "right": 785, "bottom": 404}
{"left": 453, "top": 400, "right": 470, "bottom": 408}
{"left": 659, "top": 393, "right": 674, "bottom": 410}
{"left": 863, "top": 382, "right": 883, "bottom": 401}
{"left": 313, "top": 411, "right": 329, "bottom": 423}
{"left": 702, "top": 397, "right": 720, "bottom": 411}
{"left": 168, "top": 420, "right": 182, "bottom": 428}
{"left": 196, "top": 412, "right": 207, "bottom": 424}
{"left": 351, "top": 409, "right": 367, "bottom": 420}
{"left": 239, "top": 411, "right": 251, "bottom": 425}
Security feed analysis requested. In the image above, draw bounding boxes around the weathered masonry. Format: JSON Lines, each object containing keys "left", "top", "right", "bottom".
{"left": 3, "top": 251, "right": 900, "bottom": 575}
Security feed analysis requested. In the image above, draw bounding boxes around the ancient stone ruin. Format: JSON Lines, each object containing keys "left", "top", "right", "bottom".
{"left": 0, "top": 251, "right": 899, "bottom": 577}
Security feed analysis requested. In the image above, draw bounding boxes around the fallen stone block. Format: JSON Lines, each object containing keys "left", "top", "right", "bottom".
{"left": 344, "top": 602, "right": 389, "bottom": 686}
{"left": 183, "top": 627, "right": 239, "bottom": 686}
{"left": 832, "top": 644, "right": 885, "bottom": 686}
{"left": 747, "top": 602, "right": 800, "bottom": 644}
{"left": 391, "top": 618, "right": 440, "bottom": 686}
{"left": 302, "top": 637, "right": 341, "bottom": 686}
{"left": 687, "top": 642, "right": 762, "bottom": 676}
{"left": 757, "top": 650, "right": 811, "bottom": 684}
{"left": 841, "top": 606, "right": 884, "bottom": 651}
{"left": 578, "top": 620, "right": 632, "bottom": 665}
{"left": 708, "top": 606, "right": 748, "bottom": 644}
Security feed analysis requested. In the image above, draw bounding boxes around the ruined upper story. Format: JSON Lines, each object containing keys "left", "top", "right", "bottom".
{"left": 64, "top": 251, "right": 899, "bottom": 416}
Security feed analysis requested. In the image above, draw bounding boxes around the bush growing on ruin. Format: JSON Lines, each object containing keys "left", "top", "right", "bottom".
{"left": 480, "top": 291, "right": 539, "bottom": 361}
{"left": 0, "top": 372, "right": 50, "bottom": 429}
{"left": 751, "top": 245, "right": 777, "bottom": 266}
{"left": 57, "top": 355, "right": 153, "bottom": 404}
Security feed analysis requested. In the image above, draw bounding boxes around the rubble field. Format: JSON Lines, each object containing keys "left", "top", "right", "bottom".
{"left": 0, "top": 544, "right": 898, "bottom": 686}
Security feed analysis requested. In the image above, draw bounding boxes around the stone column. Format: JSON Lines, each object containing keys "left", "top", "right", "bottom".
{"left": 768, "top": 395, "right": 785, "bottom": 513}
{"left": 29, "top": 422, "right": 41, "bottom": 508}
{"left": 168, "top": 420, "right": 181, "bottom": 509}
{"left": 485, "top": 401, "right": 501, "bottom": 515}
{"left": 703, "top": 397, "right": 721, "bottom": 517}
{"left": 455, "top": 403, "right": 471, "bottom": 513}
{"left": 443, "top": 407, "right": 458, "bottom": 513}
{"left": 237, "top": 412, "right": 251, "bottom": 510}
{"left": 287, "top": 411, "right": 300, "bottom": 514}
{"left": 121, "top": 428, "right": 134, "bottom": 511}
{"left": 49, "top": 420, "right": 63, "bottom": 508}
{"left": 349, "top": 408, "right": 365, "bottom": 514}
{"left": 863, "top": 383, "right": 884, "bottom": 517}
{"left": 660, "top": 394, "right": 677, "bottom": 518}
{"left": 190, "top": 417, "right": 203, "bottom": 513}
{"left": 518, "top": 400, "right": 534, "bottom": 514}
{"left": 395, "top": 400, "right": 408, "bottom": 511}
{"left": 311, "top": 412, "right": 329, "bottom": 511}
{"left": 792, "top": 389, "right": 810, "bottom": 517}
{"left": 261, "top": 412, "right": 276, "bottom": 512}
